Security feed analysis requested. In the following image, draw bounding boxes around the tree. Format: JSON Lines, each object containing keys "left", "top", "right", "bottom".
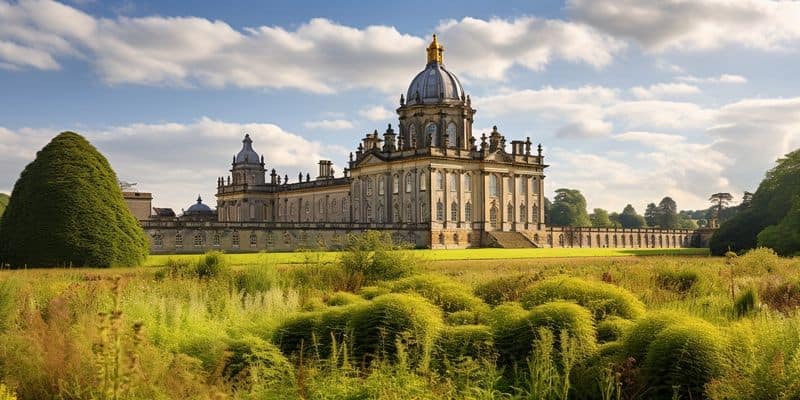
{"left": 0, "top": 132, "right": 149, "bottom": 267}
{"left": 544, "top": 196, "right": 552, "bottom": 225}
{"left": 0, "top": 193, "right": 8, "bottom": 217}
{"left": 710, "top": 149, "right": 800, "bottom": 255}
{"left": 708, "top": 192, "right": 734, "bottom": 218}
{"left": 619, "top": 204, "right": 646, "bottom": 228}
{"left": 644, "top": 203, "right": 659, "bottom": 227}
{"left": 590, "top": 208, "right": 613, "bottom": 228}
{"left": 609, "top": 212, "right": 621, "bottom": 227}
{"left": 757, "top": 196, "right": 800, "bottom": 255}
{"left": 657, "top": 197, "right": 679, "bottom": 229}
{"left": 549, "top": 188, "right": 591, "bottom": 227}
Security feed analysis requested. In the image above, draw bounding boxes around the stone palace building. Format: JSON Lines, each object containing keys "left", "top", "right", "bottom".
{"left": 135, "top": 36, "right": 705, "bottom": 253}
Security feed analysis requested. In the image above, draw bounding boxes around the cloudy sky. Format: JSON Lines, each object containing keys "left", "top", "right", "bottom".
{"left": 1, "top": 0, "right": 799, "bottom": 213}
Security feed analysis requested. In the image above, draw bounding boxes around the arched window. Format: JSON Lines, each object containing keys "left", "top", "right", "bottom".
{"left": 250, "top": 232, "right": 258, "bottom": 247}
{"left": 489, "top": 205, "right": 498, "bottom": 228}
{"left": 463, "top": 174, "right": 472, "bottom": 191}
{"left": 419, "top": 172, "right": 427, "bottom": 191}
{"left": 232, "top": 231, "right": 240, "bottom": 247}
{"left": 249, "top": 204, "right": 256, "bottom": 219}
{"left": 366, "top": 178, "right": 373, "bottom": 196}
{"left": 194, "top": 232, "right": 203, "bottom": 247}
{"left": 436, "top": 171, "right": 445, "bottom": 190}
{"left": 420, "top": 202, "right": 427, "bottom": 221}
{"left": 213, "top": 232, "right": 220, "bottom": 247}
{"left": 519, "top": 204, "right": 527, "bottom": 222}
{"left": 449, "top": 174, "right": 457, "bottom": 192}
{"left": 393, "top": 175, "right": 400, "bottom": 194}
{"left": 153, "top": 232, "right": 163, "bottom": 247}
{"left": 507, "top": 202, "right": 514, "bottom": 222}
{"left": 465, "top": 202, "right": 473, "bottom": 221}
{"left": 436, "top": 200, "right": 444, "bottom": 221}
{"left": 393, "top": 204, "right": 400, "bottom": 222}
{"left": 425, "top": 122, "right": 438, "bottom": 147}
{"left": 406, "top": 202, "right": 412, "bottom": 222}
{"left": 175, "top": 232, "right": 183, "bottom": 247}
{"left": 450, "top": 201, "right": 458, "bottom": 222}
{"left": 489, "top": 175, "right": 500, "bottom": 197}
{"left": 532, "top": 204, "right": 540, "bottom": 222}
{"left": 405, "top": 173, "right": 413, "bottom": 193}
{"left": 366, "top": 203, "right": 373, "bottom": 222}
{"left": 446, "top": 122, "right": 457, "bottom": 148}
{"left": 379, "top": 176, "right": 385, "bottom": 195}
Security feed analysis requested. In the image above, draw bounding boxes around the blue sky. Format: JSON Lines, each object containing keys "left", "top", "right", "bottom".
{"left": 1, "top": 0, "right": 800, "bottom": 213}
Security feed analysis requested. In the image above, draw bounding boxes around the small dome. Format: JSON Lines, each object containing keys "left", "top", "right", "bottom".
{"left": 405, "top": 35, "right": 465, "bottom": 106}
{"left": 185, "top": 195, "right": 213, "bottom": 215}
{"left": 235, "top": 134, "right": 261, "bottom": 165}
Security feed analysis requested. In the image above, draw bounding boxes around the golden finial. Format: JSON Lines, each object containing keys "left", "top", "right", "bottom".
{"left": 426, "top": 34, "right": 444, "bottom": 64}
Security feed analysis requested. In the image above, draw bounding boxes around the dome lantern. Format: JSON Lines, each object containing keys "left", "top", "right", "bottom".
{"left": 426, "top": 34, "right": 443, "bottom": 65}
{"left": 405, "top": 35, "right": 465, "bottom": 106}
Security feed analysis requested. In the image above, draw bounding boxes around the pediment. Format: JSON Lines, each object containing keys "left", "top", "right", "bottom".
{"left": 484, "top": 150, "right": 513, "bottom": 163}
{"left": 355, "top": 153, "right": 386, "bottom": 167}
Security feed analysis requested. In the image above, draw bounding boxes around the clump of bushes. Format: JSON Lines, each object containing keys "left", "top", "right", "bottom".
{"left": 473, "top": 273, "right": 542, "bottom": 305}
{"left": 734, "top": 287, "right": 759, "bottom": 317}
{"left": 434, "top": 324, "right": 495, "bottom": 362}
{"left": 621, "top": 311, "right": 687, "bottom": 363}
{"left": 325, "top": 291, "right": 365, "bottom": 307}
{"left": 235, "top": 264, "right": 283, "bottom": 294}
{"left": 596, "top": 316, "right": 634, "bottom": 343}
{"left": 387, "top": 274, "right": 488, "bottom": 314}
{"left": 641, "top": 319, "right": 727, "bottom": 400}
{"left": 445, "top": 310, "right": 482, "bottom": 325}
{"left": 358, "top": 286, "right": 390, "bottom": 300}
{"left": 520, "top": 276, "right": 645, "bottom": 320}
{"left": 156, "top": 252, "right": 231, "bottom": 280}
{"left": 222, "top": 335, "right": 294, "bottom": 390}
{"left": 349, "top": 293, "right": 444, "bottom": 366}
{"left": 491, "top": 301, "right": 597, "bottom": 366}
{"left": 339, "top": 231, "right": 418, "bottom": 287}
{"left": 759, "top": 278, "right": 800, "bottom": 313}
{"left": 654, "top": 268, "right": 699, "bottom": 294}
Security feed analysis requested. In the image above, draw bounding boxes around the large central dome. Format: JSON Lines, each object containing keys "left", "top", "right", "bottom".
{"left": 405, "top": 35, "right": 465, "bottom": 106}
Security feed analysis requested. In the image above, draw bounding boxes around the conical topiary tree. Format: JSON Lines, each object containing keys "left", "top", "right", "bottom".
{"left": 0, "top": 132, "right": 149, "bottom": 267}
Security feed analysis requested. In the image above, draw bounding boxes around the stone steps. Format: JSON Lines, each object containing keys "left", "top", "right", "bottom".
{"left": 488, "top": 231, "right": 538, "bottom": 248}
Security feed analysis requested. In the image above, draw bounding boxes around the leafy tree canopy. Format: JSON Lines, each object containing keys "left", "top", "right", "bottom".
{"left": 549, "top": 188, "right": 591, "bottom": 227}
{"left": 0, "top": 132, "right": 149, "bottom": 267}
{"left": 644, "top": 203, "right": 659, "bottom": 227}
{"left": 658, "top": 196, "right": 679, "bottom": 229}
{"left": 619, "top": 204, "right": 646, "bottom": 228}
{"left": 711, "top": 148, "right": 800, "bottom": 255}
{"left": 0, "top": 194, "right": 8, "bottom": 218}
{"left": 590, "top": 208, "right": 614, "bottom": 228}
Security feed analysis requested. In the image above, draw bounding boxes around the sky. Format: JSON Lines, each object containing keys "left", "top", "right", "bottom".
{"left": 1, "top": 0, "right": 800, "bottom": 214}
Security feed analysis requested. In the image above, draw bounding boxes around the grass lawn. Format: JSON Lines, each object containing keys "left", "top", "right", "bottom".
{"left": 144, "top": 246, "right": 709, "bottom": 267}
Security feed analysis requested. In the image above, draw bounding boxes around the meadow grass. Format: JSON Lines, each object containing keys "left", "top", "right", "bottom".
{"left": 0, "top": 246, "right": 798, "bottom": 399}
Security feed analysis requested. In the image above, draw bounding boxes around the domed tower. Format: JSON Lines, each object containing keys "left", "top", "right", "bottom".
{"left": 397, "top": 35, "right": 475, "bottom": 151}
{"left": 231, "top": 134, "right": 266, "bottom": 185}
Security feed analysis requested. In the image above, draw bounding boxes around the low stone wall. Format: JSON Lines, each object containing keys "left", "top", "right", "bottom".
{"left": 525, "top": 227, "right": 706, "bottom": 249}
{"left": 141, "top": 220, "right": 431, "bottom": 254}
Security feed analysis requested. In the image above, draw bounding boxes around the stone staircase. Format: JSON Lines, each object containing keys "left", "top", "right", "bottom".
{"left": 487, "top": 231, "right": 538, "bottom": 248}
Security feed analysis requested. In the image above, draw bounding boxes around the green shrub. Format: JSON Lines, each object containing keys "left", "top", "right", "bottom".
{"left": 339, "top": 231, "right": 417, "bottom": 285}
{"left": 0, "top": 131, "right": 149, "bottom": 267}
{"left": 641, "top": 319, "right": 726, "bottom": 400}
{"left": 273, "top": 311, "right": 325, "bottom": 357}
{"left": 734, "top": 247, "right": 781, "bottom": 274}
{"left": 359, "top": 285, "right": 390, "bottom": 300}
{"left": 445, "top": 310, "right": 480, "bottom": 325}
{"left": 734, "top": 287, "right": 759, "bottom": 317}
{"left": 194, "top": 251, "right": 230, "bottom": 279}
{"left": 235, "top": 264, "right": 282, "bottom": 294}
{"left": 349, "top": 293, "right": 444, "bottom": 366}
{"left": 492, "top": 301, "right": 597, "bottom": 366}
{"left": 596, "top": 316, "right": 634, "bottom": 343}
{"left": 474, "top": 273, "right": 541, "bottom": 305}
{"left": 434, "top": 324, "right": 495, "bottom": 362}
{"left": 325, "top": 291, "right": 365, "bottom": 306}
{"left": 654, "top": 268, "right": 699, "bottom": 294}
{"left": 622, "top": 311, "right": 688, "bottom": 364}
{"left": 388, "top": 274, "right": 487, "bottom": 314}
{"left": 520, "top": 276, "right": 645, "bottom": 320}
{"left": 301, "top": 297, "right": 326, "bottom": 312}
{"left": 223, "top": 335, "right": 294, "bottom": 389}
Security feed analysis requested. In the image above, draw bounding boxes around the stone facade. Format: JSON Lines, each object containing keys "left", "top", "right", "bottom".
{"left": 138, "top": 36, "right": 709, "bottom": 253}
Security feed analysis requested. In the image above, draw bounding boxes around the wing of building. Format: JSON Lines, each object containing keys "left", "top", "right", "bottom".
{"left": 138, "top": 36, "right": 704, "bottom": 252}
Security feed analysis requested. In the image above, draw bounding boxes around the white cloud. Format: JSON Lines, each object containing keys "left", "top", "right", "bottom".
{"left": 0, "top": 117, "right": 349, "bottom": 210}
{"left": 303, "top": 119, "right": 355, "bottom": 130}
{"left": 677, "top": 74, "right": 748, "bottom": 84}
{"left": 568, "top": 0, "right": 800, "bottom": 52}
{"left": 630, "top": 82, "right": 701, "bottom": 99}
{"left": 359, "top": 105, "right": 394, "bottom": 121}
{"left": 0, "top": 1, "right": 627, "bottom": 92}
